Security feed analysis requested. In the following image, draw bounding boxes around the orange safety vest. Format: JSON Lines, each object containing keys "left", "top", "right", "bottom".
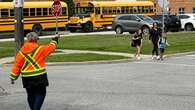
{"left": 10, "top": 40, "right": 57, "bottom": 80}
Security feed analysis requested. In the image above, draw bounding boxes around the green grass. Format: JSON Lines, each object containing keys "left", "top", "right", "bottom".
{"left": 47, "top": 32, "right": 195, "bottom": 54}
{"left": 46, "top": 53, "right": 128, "bottom": 62}
{"left": 0, "top": 47, "right": 14, "bottom": 58}
{"left": 1, "top": 32, "right": 195, "bottom": 59}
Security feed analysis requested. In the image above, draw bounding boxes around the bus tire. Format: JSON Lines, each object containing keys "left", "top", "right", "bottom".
{"left": 83, "top": 22, "right": 93, "bottom": 32}
{"left": 115, "top": 26, "right": 123, "bottom": 34}
{"left": 32, "top": 24, "right": 42, "bottom": 36}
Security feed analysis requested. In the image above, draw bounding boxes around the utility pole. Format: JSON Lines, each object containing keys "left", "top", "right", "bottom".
{"left": 162, "top": 0, "right": 165, "bottom": 34}
{"left": 14, "top": 0, "right": 24, "bottom": 55}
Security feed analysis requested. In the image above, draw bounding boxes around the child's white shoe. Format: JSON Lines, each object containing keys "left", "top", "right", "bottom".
{"left": 136, "top": 56, "right": 141, "bottom": 60}
{"left": 152, "top": 56, "right": 155, "bottom": 60}
{"left": 157, "top": 56, "right": 160, "bottom": 60}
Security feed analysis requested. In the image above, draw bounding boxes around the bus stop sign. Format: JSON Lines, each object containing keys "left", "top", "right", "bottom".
{"left": 51, "top": 0, "right": 62, "bottom": 16}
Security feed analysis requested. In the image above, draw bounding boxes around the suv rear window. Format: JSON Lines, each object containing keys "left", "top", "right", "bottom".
{"left": 179, "top": 15, "right": 190, "bottom": 19}
{"left": 118, "top": 16, "right": 130, "bottom": 20}
{"left": 118, "top": 15, "right": 137, "bottom": 21}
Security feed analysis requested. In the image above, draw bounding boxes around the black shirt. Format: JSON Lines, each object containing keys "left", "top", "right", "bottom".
{"left": 149, "top": 28, "right": 162, "bottom": 43}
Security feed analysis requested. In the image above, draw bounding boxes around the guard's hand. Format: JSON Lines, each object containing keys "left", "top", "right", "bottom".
{"left": 11, "top": 79, "right": 15, "bottom": 85}
{"left": 55, "top": 32, "right": 60, "bottom": 38}
{"left": 52, "top": 33, "right": 60, "bottom": 44}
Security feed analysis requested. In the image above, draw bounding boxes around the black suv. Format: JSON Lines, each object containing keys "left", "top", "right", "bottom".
{"left": 150, "top": 14, "right": 181, "bottom": 32}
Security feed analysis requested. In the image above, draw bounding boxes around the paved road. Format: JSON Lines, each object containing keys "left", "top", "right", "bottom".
{"left": 0, "top": 54, "right": 195, "bottom": 110}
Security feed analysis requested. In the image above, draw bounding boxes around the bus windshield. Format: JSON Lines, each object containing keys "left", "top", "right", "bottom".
{"left": 76, "top": 7, "right": 94, "bottom": 14}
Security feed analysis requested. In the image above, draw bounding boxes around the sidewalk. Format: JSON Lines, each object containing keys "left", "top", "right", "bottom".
{"left": 0, "top": 49, "right": 151, "bottom": 65}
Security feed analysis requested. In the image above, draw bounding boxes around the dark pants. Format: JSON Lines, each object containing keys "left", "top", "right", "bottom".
{"left": 152, "top": 42, "right": 159, "bottom": 56}
{"left": 26, "top": 86, "right": 46, "bottom": 110}
{"left": 160, "top": 48, "right": 165, "bottom": 59}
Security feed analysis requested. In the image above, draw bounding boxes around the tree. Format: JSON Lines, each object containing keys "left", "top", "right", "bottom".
{"left": 63, "top": 0, "right": 75, "bottom": 17}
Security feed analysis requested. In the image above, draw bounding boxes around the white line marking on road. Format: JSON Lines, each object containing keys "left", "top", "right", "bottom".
{"left": 133, "top": 61, "right": 195, "bottom": 67}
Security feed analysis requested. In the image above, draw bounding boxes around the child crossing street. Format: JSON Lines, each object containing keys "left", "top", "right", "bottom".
{"left": 158, "top": 33, "right": 169, "bottom": 60}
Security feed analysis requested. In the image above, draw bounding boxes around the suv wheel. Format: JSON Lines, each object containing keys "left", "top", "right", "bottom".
{"left": 115, "top": 26, "right": 123, "bottom": 34}
{"left": 185, "top": 24, "right": 194, "bottom": 31}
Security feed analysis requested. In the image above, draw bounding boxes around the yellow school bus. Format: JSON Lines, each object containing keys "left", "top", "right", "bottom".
{"left": 0, "top": 1, "right": 68, "bottom": 34}
{"left": 67, "top": 1, "right": 155, "bottom": 32}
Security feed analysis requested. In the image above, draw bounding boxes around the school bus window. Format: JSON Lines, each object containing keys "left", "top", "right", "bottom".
{"left": 49, "top": 8, "right": 52, "bottom": 15}
{"left": 129, "top": 7, "right": 133, "bottom": 13}
{"left": 1, "top": 9, "right": 9, "bottom": 18}
{"left": 141, "top": 6, "right": 145, "bottom": 13}
{"left": 102, "top": 8, "right": 107, "bottom": 14}
{"left": 103, "top": 7, "right": 111, "bottom": 14}
{"left": 62, "top": 7, "right": 66, "bottom": 15}
{"left": 133, "top": 7, "right": 137, "bottom": 13}
{"left": 145, "top": 6, "right": 149, "bottom": 13}
{"left": 138, "top": 6, "right": 143, "bottom": 13}
{"left": 108, "top": 8, "right": 112, "bottom": 14}
{"left": 137, "top": 6, "right": 140, "bottom": 13}
{"left": 30, "top": 8, "right": 35, "bottom": 16}
{"left": 24, "top": 8, "right": 29, "bottom": 16}
{"left": 43, "top": 8, "right": 48, "bottom": 16}
{"left": 117, "top": 7, "right": 121, "bottom": 14}
{"left": 149, "top": 6, "right": 153, "bottom": 12}
{"left": 121, "top": 7, "right": 125, "bottom": 14}
{"left": 95, "top": 7, "right": 100, "bottom": 14}
{"left": 0, "top": 10, "right": 1, "bottom": 17}
{"left": 143, "top": 6, "right": 145, "bottom": 13}
{"left": 124, "top": 7, "right": 129, "bottom": 14}
{"left": 47, "top": 8, "right": 49, "bottom": 15}
{"left": 10, "top": 9, "right": 14, "bottom": 17}
{"left": 112, "top": 7, "right": 117, "bottom": 14}
{"left": 37, "top": 8, "right": 42, "bottom": 16}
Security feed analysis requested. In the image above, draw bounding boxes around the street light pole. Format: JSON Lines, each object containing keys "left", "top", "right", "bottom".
{"left": 14, "top": 0, "right": 24, "bottom": 55}
{"left": 162, "top": 0, "right": 165, "bottom": 34}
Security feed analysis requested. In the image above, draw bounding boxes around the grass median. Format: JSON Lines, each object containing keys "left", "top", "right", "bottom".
{"left": 46, "top": 53, "right": 129, "bottom": 62}
{"left": 0, "top": 32, "right": 195, "bottom": 61}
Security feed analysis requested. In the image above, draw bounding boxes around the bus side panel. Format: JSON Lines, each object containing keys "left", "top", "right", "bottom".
{"left": 94, "top": 14, "right": 114, "bottom": 28}
{"left": 0, "top": 18, "right": 14, "bottom": 31}
{"left": 0, "top": 25, "right": 15, "bottom": 31}
{"left": 23, "top": 16, "right": 68, "bottom": 30}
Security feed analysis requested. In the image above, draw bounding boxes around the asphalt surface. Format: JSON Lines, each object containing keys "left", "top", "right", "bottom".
{"left": 0, "top": 54, "right": 195, "bottom": 110}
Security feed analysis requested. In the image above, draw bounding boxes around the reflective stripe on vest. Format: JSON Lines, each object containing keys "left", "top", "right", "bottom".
{"left": 19, "top": 46, "right": 46, "bottom": 77}
{"left": 21, "top": 47, "right": 40, "bottom": 71}
{"left": 21, "top": 68, "right": 46, "bottom": 77}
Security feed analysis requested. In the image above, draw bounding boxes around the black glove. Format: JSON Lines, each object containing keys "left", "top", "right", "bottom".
{"left": 52, "top": 34, "right": 60, "bottom": 44}
{"left": 11, "top": 79, "right": 15, "bottom": 84}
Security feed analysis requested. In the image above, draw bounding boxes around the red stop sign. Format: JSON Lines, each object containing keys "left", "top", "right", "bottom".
{"left": 51, "top": 0, "right": 62, "bottom": 16}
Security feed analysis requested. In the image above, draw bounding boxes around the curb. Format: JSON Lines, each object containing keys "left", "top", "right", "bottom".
{"left": 165, "top": 51, "right": 195, "bottom": 58}
{"left": 46, "top": 58, "right": 134, "bottom": 66}
{"left": 2, "top": 58, "right": 134, "bottom": 67}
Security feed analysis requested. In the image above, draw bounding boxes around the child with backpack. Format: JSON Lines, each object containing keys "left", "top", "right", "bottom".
{"left": 158, "top": 33, "right": 169, "bottom": 60}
